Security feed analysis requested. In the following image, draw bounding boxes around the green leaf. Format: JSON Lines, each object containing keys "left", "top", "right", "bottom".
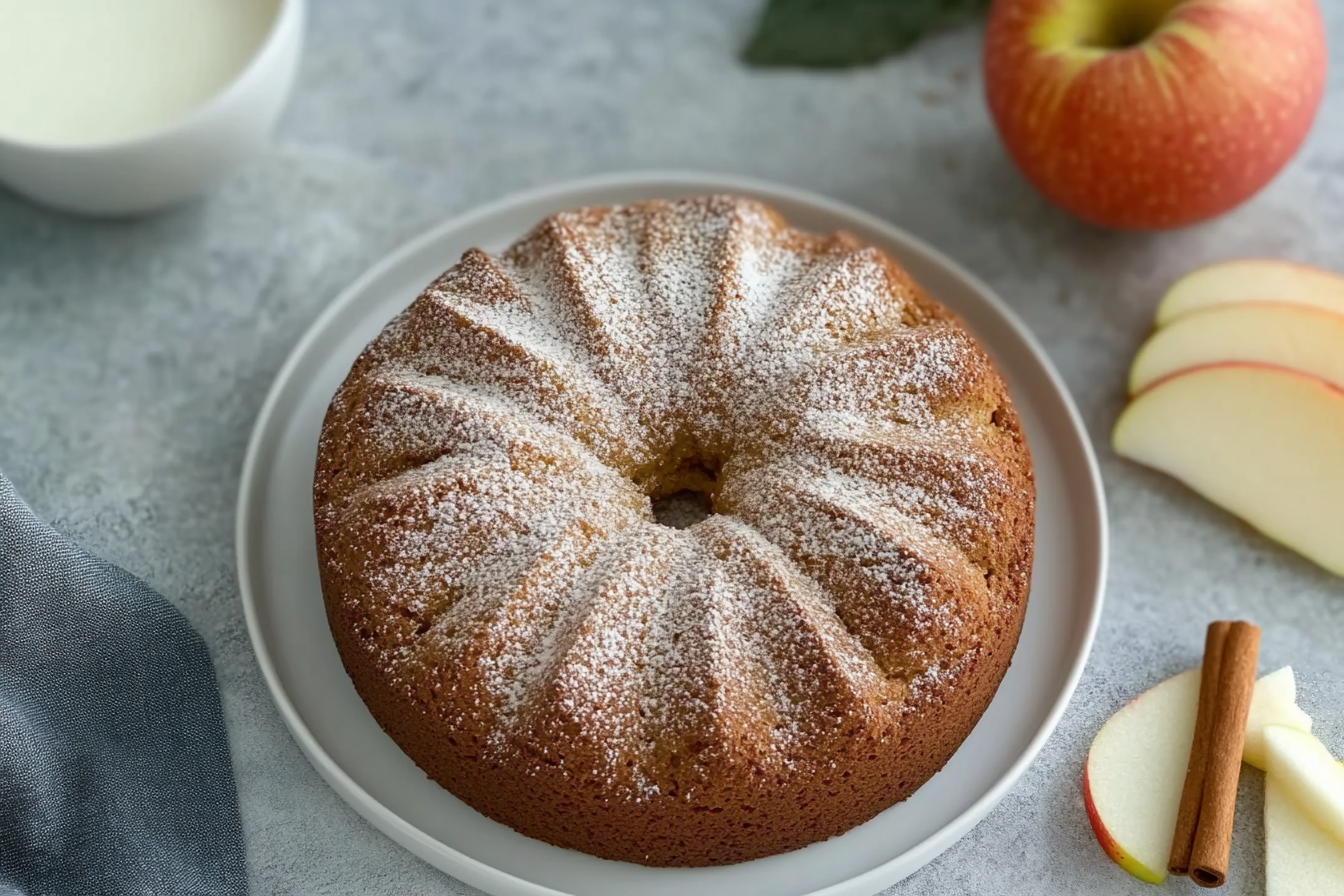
{"left": 742, "top": 0, "right": 992, "bottom": 69}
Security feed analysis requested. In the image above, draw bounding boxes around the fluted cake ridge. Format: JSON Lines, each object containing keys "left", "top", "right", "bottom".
{"left": 313, "top": 195, "right": 1035, "bottom": 866}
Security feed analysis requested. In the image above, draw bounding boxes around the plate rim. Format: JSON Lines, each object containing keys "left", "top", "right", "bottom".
{"left": 236, "top": 169, "right": 1108, "bottom": 896}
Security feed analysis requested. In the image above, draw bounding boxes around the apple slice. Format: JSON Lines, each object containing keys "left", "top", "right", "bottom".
{"left": 1244, "top": 667, "right": 1314, "bottom": 771}
{"left": 1083, "top": 666, "right": 1312, "bottom": 882}
{"left": 1084, "top": 669, "right": 1200, "bottom": 883}
{"left": 1266, "top": 762, "right": 1344, "bottom": 896}
{"left": 1113, "top": 364, "right": 1344, "bottom": 577}
{"left": 1157, "top": 260, "right": 1344, "bottom": 326}
{"left": 1263, "top": 725, "right": 1344, "bottom": 845}
{"left": 1130, "top": 303, "right": 1344, "bottom": 395}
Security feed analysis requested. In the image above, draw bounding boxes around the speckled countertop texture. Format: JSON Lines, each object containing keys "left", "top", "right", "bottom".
{"left": 3, "top": 2, "right": 1343, "bottom": 893}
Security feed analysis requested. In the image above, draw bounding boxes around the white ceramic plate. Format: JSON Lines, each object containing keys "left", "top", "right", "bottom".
{"left": 237, "top": 172, "right": 1106, "bottom": 896}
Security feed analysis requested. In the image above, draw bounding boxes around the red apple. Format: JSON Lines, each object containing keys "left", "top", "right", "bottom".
{"left": 984, "top": 0, "right": 1327, "bottom": 230}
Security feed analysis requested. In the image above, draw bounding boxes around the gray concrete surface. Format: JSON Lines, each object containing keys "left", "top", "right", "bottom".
{"left": 3, "top": 2, "right": 1343, "bottom": 893}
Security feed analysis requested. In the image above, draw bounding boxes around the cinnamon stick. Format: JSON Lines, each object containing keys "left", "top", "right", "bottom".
{"left": 1168, "top": 621, "right": 1231, "bottom": 876}
{"left": 1189, "top": 621, "right": 1260, "bottom": 888}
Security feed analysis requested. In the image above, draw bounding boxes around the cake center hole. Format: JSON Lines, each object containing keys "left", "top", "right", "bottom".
{"left": 651, "top": 489, "right": 713, "bottom": 530}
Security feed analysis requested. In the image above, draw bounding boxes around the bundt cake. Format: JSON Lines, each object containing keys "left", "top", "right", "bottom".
{"left": 313, "top": 195, "right": 1035, "bottom": 867}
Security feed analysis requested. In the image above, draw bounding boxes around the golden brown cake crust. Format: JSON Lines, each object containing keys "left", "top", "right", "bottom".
{"left": 313, "top": 195, "right": 1035, "bottom": 866}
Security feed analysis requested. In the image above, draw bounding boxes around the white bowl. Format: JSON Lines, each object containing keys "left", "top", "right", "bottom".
{"left": 0, "top": 0, "right": 304, "bottom": 216}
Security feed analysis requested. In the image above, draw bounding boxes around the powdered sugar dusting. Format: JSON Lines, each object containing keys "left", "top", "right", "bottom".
{"left": 313, "top": 195, "right": 1034, "bottom": 801}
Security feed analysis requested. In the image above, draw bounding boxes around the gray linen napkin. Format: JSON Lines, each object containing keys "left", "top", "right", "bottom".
{"left": 0, "top": 474, "right": 247, "bottom": 896}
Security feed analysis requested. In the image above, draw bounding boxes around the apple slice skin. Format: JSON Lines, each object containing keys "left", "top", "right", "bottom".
{"left": 1157, "top": 260, "right": 1344, "bottom": 326}
{"left": 1130, "top": 302, "right": 1344, "bottom": 395}
{"left": 1263, "top": 725, "right": 1344, "bottom": 846}
{"left": 1082, "top": 763, "right": 1168, "bottom": 884}
{"left": 1083, "top": 666, "right": 1312, "bottom": 883}
{"left": 1114, "top": 363, "right": 1344, "bottom": 577}
{"left": 1082, "top": 668, "right": 1200, "bottom": 884}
